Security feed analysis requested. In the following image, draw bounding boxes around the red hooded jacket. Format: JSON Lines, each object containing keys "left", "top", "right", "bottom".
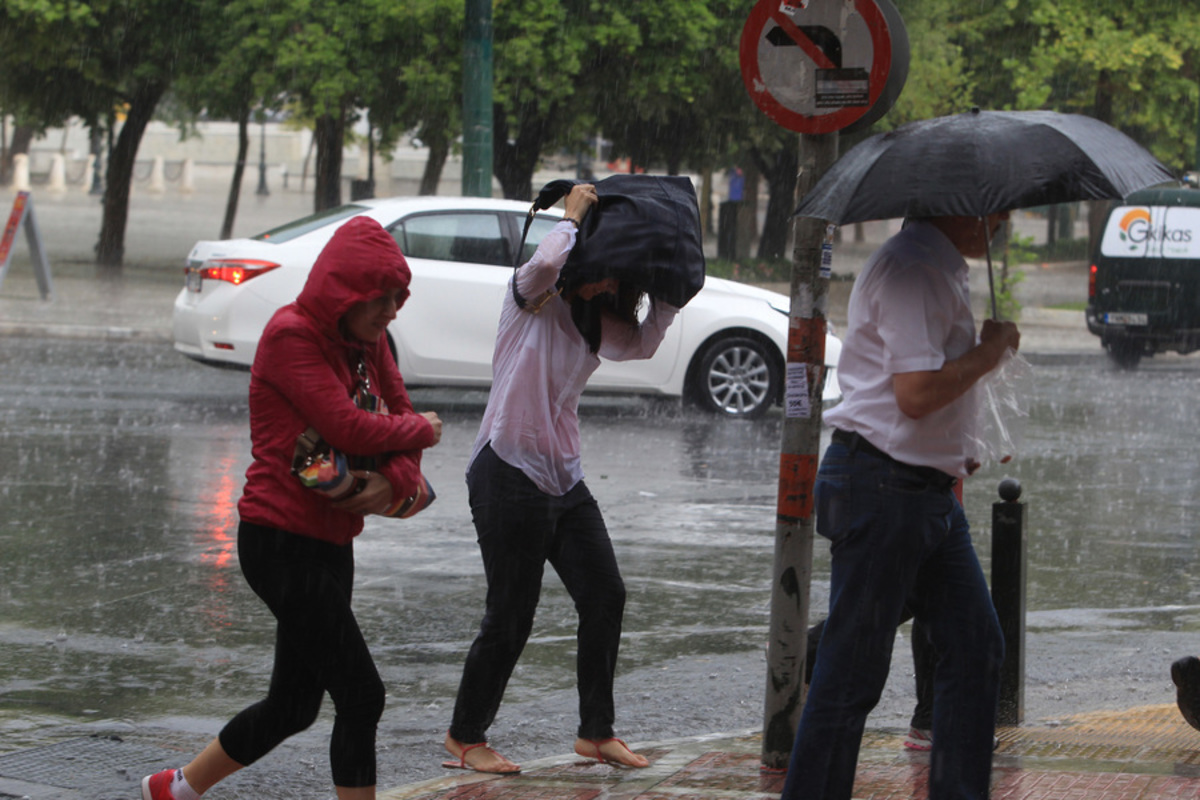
{"left": 237, "top": 216, "right": 437, "bottom": 545}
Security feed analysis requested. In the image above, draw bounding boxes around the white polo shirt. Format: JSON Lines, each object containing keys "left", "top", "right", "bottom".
{"left": 823, "top": 221, "right": 981, "bottom": 477}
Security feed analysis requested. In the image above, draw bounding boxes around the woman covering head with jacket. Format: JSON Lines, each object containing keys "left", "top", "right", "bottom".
{"left": 441, "top": 183, "right": 679, "bottom": 773}
{"left": 141, "top": 216, "right": 442, "bottom": 800}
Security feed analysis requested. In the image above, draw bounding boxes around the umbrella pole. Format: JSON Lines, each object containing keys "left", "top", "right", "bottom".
{"left": 984, "top": 217, "right": 998, "bottom": 320}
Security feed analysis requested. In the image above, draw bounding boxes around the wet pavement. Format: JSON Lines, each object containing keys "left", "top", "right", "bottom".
{"left": 5, "top": 185, "right": 1200, "bottom": 800}
{"left": 373, "top": 708, "right": 1200, "bottom": 800}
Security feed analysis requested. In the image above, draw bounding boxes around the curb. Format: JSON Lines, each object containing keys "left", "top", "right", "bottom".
{"left": 0, "top": 321, "right": 172, "bottom": 342}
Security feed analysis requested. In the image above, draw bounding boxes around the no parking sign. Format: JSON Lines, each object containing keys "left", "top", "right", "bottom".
{"left": 739, "top": 0, "right": 908, "bottom": 135}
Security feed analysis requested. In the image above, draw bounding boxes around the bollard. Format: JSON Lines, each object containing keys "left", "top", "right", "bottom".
{"left": 181, "top": 158, "right": 195, "bottom": 194}
{"left": 13, "top": 153, "right": 31, "bottom": 192}
{"left": 991, "top": 477, "right": 1026, "bottom": 725}
{"left": 149, "top": 156, "right": 166, "bottom": 193}
{"left": 48, "top": 154, "right": 66, "bottom": 192}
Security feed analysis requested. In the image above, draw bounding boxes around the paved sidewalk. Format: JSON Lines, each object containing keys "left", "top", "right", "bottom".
{"left": 378, "top": 705, "right": 1200, "bottom": 800}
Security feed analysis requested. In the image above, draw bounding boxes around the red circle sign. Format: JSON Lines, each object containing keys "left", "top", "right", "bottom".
{"left": 740, "top": 0, "right": 894, "bottom": 134}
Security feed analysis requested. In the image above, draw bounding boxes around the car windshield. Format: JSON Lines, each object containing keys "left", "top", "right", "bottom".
{"left": 252, "top": 205, "right": 369, "bottom": 243}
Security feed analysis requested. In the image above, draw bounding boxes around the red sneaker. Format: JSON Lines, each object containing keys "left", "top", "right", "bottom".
{"left": 141, "top": 768, "right": 179, "bottom": 800}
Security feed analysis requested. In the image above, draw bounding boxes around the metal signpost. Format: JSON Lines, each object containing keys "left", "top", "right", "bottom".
{"left": 739, "top": 0, "right": 908, "bottom": 768}
{"left": 462, "top": 0, "right": 494, "bottom": 198}
{"left": 0, "top": 191, "right": 53, "bottom": 299}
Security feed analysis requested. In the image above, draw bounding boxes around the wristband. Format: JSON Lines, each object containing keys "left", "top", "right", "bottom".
{"left": 563, "top": 216, "right": 580, "bottom": 228}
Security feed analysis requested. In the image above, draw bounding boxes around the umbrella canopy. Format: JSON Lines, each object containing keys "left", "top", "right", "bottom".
{"left": 794, "top": 109, "right": 1175, "bottom": 225}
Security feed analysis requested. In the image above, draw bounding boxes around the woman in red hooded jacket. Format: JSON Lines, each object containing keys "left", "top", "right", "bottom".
{"left": 141, "top": 217, "right": 442, "bottom": 800}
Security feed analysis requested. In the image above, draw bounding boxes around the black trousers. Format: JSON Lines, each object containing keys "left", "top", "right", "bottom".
{"left": 218, "top": 522, "right": 385, "bottom": 788}
{"left": 450, "top": 444, "right": 626, "bottom": 742}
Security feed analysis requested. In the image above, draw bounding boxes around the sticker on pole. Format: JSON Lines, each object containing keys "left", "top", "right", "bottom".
{"left": 785, "top": 362, "right": 812, "bottom": 418}
{"left": 739, "top": 0, "right": 906, "bottom": 135}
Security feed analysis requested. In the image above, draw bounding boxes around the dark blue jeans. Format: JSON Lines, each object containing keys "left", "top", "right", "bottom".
{"left": 782, "top": 440, "right": 1003, "bottom": 800}
{"left": 450, "top": 444, "right": 626, "bottom": 743}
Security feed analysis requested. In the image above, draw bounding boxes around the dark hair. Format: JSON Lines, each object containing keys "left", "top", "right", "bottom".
{"left": 569, "top": 282, "right": 647, "bottom": 353}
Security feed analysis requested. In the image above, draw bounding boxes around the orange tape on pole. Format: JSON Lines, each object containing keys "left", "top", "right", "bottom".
{"left": 778, "top": 452, "right": 818, "bottom": 520}
{"left": 787, "top": 315, "right": 826, "bottom": 363}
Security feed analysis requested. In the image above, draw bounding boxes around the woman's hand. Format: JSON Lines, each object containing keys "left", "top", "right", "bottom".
{"left": 332, "top": 470, "right": 395, "bottom": 516}
{"left": 563, "top": 183, "right": 597, "bottom": 224}
{"left": 421, "top": 411, "right": 443, "bottom": 445}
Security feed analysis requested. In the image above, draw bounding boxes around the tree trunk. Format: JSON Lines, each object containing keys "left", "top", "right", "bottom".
{"left": 699, "top": 166, "right": 713, "bottom": 238}
{"left": 96, "top": 82, "right": 167, "bottom": 271}
{"left": 313, "top": 112, "right": 345, "bottom": 212}
{"left": 419, "top": 132, "right": 450, "bottom": 196}
{"left": 492, "top": 103, "right": 550, "bottom": 201}
{"left": 757, "top": 142, "right": 799, "bottom": 261}
{"left": 221, "top": 108, "right": 251, "bottom": 239}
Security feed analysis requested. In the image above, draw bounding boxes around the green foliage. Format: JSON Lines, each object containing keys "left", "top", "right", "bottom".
{"left": 994, "top": 231, "right": 1033, "bottom": 322}
{"left": 999, "top": 0, "right": 1200, "bottom": 171}
{"left": 3, "top": 0, "right": 1198, "bottom": 224}
{"left": 877, "top": 1, "right": 977, "bottom": 128}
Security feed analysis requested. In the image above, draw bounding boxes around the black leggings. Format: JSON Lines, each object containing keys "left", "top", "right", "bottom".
{"left": 218, "top": 522, "right": 385, "bottom": 788}
{"left": 450, "top": 444, "right": 627, "bottom": 743}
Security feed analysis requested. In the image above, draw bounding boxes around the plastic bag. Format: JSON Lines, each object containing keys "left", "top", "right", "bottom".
{"left": 967, "top": 349, "right": 1032, "bottom": 468}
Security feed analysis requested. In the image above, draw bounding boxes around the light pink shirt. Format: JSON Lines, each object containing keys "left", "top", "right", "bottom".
{"left": 823, "top": 221, "right": 981, "bottom": 477}
{"left": 469, "top": 220, "right": 679, "bottom": 495}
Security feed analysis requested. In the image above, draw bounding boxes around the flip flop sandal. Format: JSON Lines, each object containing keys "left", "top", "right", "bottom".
{"left": 441, "top": 741, "right": 521, "bottom": 774}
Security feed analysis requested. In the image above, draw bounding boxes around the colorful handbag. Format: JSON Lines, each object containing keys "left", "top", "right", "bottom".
{"left": 290, "top": 355, "right": 436, "bottom": 517}
{"left": 382, "top": 474, "right": 436, "bottom": 518}
{"left": 292, "top": 427, "right": 364, "bottom": 501}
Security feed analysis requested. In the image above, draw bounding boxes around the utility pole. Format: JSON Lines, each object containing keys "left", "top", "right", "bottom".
{"left": 462, "top": 0, "right": 493, "bottom": 197}
{"left": 761, "top": 131, "right": 837, "bottom": 768}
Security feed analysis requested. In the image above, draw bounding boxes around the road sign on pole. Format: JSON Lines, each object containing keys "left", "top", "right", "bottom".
{"left": 743, "top": 0, "right": 909, "bottom": 769}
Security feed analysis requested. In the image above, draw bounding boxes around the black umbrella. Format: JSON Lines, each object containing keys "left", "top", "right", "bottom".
{"left": 795, "top": 109, "right": 1173, "bottom": 223}
{"left": 793, "top": 109, "right": 1175, "bottom": 317}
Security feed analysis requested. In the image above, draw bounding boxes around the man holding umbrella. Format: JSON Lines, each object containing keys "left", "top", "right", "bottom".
{"left": 781, "top": 211, "right": 1018, "bottom": 800}
{"left": 783, "top": 108, "right": 1171, "bottom": 800}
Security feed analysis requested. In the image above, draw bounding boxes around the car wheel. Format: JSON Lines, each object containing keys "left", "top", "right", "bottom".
{"left": 1106, "top": 339, "right": 1142, "bottom": 370}
{"left": 689, "top": 335, "right": 781, "bottom": 419}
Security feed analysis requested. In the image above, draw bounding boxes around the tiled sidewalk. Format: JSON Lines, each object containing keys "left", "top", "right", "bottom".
{"left": 380, "top": 706, "right": 1200, "bottom": 800}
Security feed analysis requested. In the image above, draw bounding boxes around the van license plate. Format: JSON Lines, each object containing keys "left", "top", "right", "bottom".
{"left": 1105, "top": 312, "right": 1148, "bottom": 326}
{"left": 186, "top": 268, "right": 202, "bottom": 293}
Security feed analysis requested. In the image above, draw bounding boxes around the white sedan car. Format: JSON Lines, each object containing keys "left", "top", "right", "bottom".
{"left": 173, "top": 196, "right": 841, "bottom": 419}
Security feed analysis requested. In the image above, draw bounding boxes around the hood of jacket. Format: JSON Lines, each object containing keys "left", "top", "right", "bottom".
{"left": 296, "top": 215, "right": 411, "bottom": 338}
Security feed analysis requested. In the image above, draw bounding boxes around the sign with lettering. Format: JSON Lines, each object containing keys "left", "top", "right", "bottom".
{"left": 739, "top": 0, "right": 907, "bottom": 135}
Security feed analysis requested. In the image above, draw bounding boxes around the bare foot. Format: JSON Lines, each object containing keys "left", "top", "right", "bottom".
{"left": 442, "top": 732, "right": 520, "bottom": 773}
{"left": 573, "top": 737, "right": 650, "bottom": 768}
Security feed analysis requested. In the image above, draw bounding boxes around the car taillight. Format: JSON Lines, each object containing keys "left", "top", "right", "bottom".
{"left": 201, "top": 259, "right": 281, "bottom": 285}
{"left": 1088, "top": 263, "right": 1097, "bottom": 299}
